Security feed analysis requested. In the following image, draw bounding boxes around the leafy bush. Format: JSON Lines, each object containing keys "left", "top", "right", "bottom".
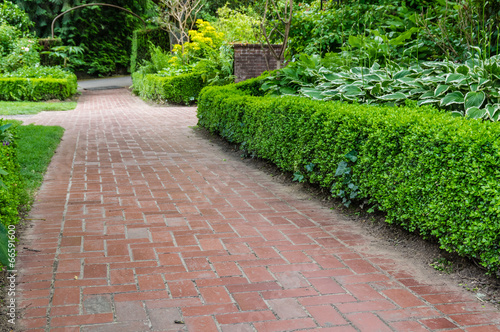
{"left": 0, "top": 26, "right": 39, "bottom": 73}
{"left": 0, "top": 120, "right": 24, "bottom": 229}
{"left": 416, "top": 0, "right": 500, "bottom": 61}
{"left": 132, "top": 71, "right": 205, "bottom": 105}
{"left": 0, "top": 67, "right": 78, "bottom": 101}
{"left": 133, "top": 19, "right": 236, "bottom": 101}
{"left": 4, "top": 65, "right": 72, "bottom": 79}
{"left": 198, "top": 78, "right": 500, "bottom": 274}
{"left": 289, "top": 1, "right": 421, "bottom": 58}
{"left": 0, "top": 1, "right": 33, "bottom": 36}
{"left": 214, "top": 5, "right": 260, "bottom": 43}
{"left": 131, "top": 27, "right": 170, "bottom": 72}
{"left": 0, "top": 24, "right": 19, "bottom": 56}
{"left": 169, "top": 19, "right": 225, "bottom": 66}
{"left": 262, "top": 53, "right": 500, "bottom": 121}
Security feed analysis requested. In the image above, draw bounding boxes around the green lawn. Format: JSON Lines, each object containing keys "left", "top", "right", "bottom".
{"left": 0, "top": 101, "right": 77, "bottom": 115}
{"left": 14, "top": 122, "right": 65, "bottom": 204}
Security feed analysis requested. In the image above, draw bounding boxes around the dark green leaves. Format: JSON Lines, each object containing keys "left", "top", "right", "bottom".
{"left": 464, "top": 91, "right": 486, "bottom": 110}
{"left": 440, "top": 91, "right": 464, "bottom": 106}
{"left": 0, "top": 223, "right": 10, "bottom": 267}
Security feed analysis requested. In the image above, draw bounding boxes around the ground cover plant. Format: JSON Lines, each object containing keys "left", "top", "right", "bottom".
{"left": 0, "top": 120, "right": 64, "bottom": 268}
{"left": 262, "top": 53, "right": 500, "bottom": 121}
{"left": 197, "top": 77, "right": 500, "bottom": 276}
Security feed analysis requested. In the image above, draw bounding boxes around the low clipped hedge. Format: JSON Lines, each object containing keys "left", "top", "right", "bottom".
{"left": 197, "top": 77, "right": 500, "bottom": 274}
{"left": 0, "top": 76, "right": 77, "bottom": 101}
{"left": 132, "top": 71, "right": 206, "bottom": 105}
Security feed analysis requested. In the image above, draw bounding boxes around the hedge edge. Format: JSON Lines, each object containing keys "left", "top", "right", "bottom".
{"left": 197, "top": 78, "right": 500, "bottom": 274}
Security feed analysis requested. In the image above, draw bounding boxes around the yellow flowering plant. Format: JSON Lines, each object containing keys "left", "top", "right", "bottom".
{"left": 169, "top": 19, "right": 224, "bottom": 66}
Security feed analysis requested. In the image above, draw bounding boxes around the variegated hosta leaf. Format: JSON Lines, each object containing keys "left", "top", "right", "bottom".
{"left": 456, "top": 64, "right": 470, "bottom": 75}
{"left": 440, "top": 91, "right": 465, "bottom": 106}
{"left": 486, "top": 104, "right": 500, "bottom": 121}
{"left": 363, "top": 74, "right": 383, "bottom": 82}
{"left": 393, "top": 70, "right": 412, "bottom": 79}
{"left": 417, "top": 99, "right": 440, "bottom": 106}
{"left": 300, "top": 88, "right": 325, "bottom": 100}
{"left": 464, "top": 91, "right": 486, "bottom": 110}
{"left": 465, "top": 107, "right": 487, "bottom": 119}
{"left": 434, "top": 84, "right": 450, "bottom": 97}
{"left": 451, "top": 111, "right": 464, "bottom": 117}
{"left": 371, "top": 83, "right": 382, "bottom": 95}
{"left": 378, "top": 92, "right": 407, "bottom": 101}
{"left": 341, "top": 85, "right": 365, "bottom": 97}
{"left": 280, "top": 87, "right": 297, "bottom": 95}
{"left": 324, "top": 73, "right": 341, "bottom": 81}
{"left": 409, "top": 88, "right": 427, "bottom": 95}
{"left": 420, "top": 91, "right": 435, "bottom": 99}
{"left": 397, "top": 77, "right": 418, "bottom": 87}
{"left": 381, "top": 80, "right": 392, "bottom": 88}
{"left": 351, "top": 67, "right": 371, "bottom": 76}
{"left": 477, "top": 77, "right": 490, "bottom": 88}
{"left": 445, "top": 73, "right": 466, "bottom": 84}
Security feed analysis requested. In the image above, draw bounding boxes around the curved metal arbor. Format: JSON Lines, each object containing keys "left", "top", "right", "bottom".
{"left": 51, "top": 3, "right": 146, "bottom": 38}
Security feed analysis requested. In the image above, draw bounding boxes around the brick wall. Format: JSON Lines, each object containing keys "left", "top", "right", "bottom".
{"left": 233, "top": 44, "right": 283, "bottom": 83}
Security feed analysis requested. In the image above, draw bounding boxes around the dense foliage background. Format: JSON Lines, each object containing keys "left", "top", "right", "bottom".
{"left": 15, "top": 0, "right": 155, "bottom": 76}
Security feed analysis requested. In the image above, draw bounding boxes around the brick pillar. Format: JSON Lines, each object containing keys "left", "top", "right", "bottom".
{"left": 233, "top": 44, "right": 283, "bottom": 83}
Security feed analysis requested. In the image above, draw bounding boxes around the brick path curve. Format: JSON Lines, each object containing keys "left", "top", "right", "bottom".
{"left": 16, "top": 89, "right": 500, "bottom": 331}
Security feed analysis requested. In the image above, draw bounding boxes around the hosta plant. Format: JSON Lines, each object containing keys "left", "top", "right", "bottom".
{"left": 262, "top": 53, "right": 500, "bottom": 121}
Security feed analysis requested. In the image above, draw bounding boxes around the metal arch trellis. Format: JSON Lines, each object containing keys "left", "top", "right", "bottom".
{"left": 51, "top": 3, "right": 146, "bottom": 39}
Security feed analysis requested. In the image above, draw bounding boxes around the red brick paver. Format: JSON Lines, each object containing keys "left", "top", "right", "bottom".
{"left": 15, "top": 89, "right": 500, "bottom": 331}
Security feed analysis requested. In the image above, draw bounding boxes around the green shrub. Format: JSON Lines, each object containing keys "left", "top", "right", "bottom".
{"left": 213, "top": 5, "right": 260, "bottom": 43}
{"left": 132, "top": 71, "right": 205, "bottom": 105}
{"left": 131, "top": 27, "right": 170, "bottom": 73}
{"left": 0, "top": 1, "right": 33, "bottom": 36}
{"left": 0, "top": 65, "right": 77, "bottom": 101}
{"left": 0, "top": 120, "right": 24, "bottom": 229}
{"left": 197, "top": 78, "right": 500, "bottom": 275}
{"left": 0, "top": 25, "right": 39, "bottom": 73}
{"left": 0, "top": 77, "right": 77, "bottom": 101}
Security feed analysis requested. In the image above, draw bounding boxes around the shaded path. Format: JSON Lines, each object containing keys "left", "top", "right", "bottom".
{"left": 17, "top": 89, "right": 500, "bottom": 331}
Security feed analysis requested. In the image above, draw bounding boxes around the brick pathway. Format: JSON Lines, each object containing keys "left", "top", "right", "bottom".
{"left": 16, "top": 89, "right": 500, "bottom": 331}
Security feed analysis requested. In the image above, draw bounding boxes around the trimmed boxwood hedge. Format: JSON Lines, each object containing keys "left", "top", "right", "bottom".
{"left": 197, "top": 77, "right": 500, "bottom": 274}
{"left": 0, "top": 76, "right": 77, "bottom": 101}
{"left": 132, "top": 71, "right": 206, "bottom": 105}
